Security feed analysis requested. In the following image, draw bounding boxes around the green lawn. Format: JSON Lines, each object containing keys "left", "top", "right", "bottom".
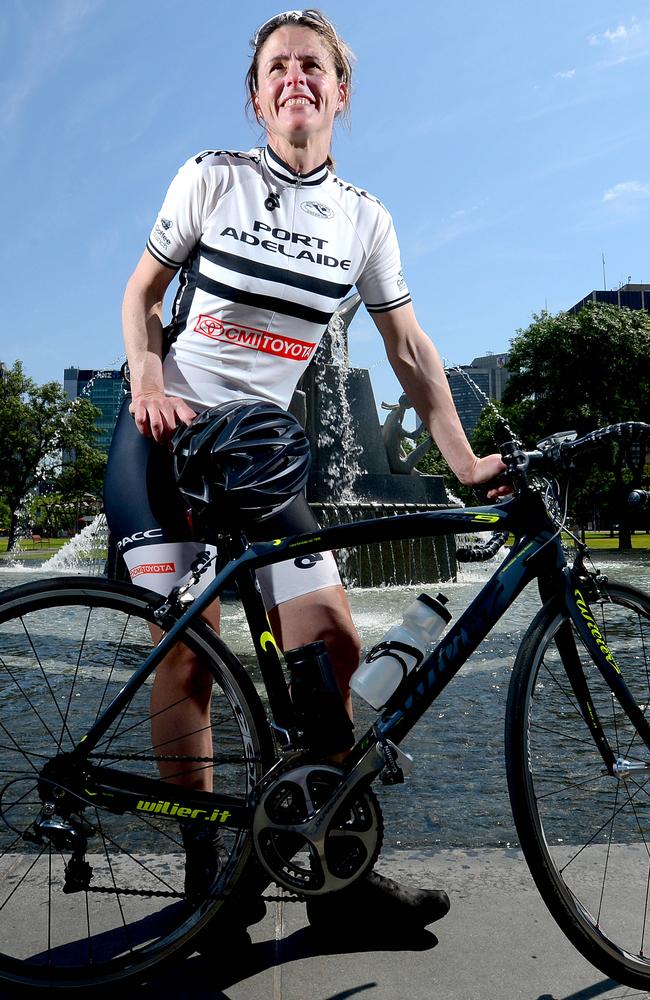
{"left": 570, "top": 531, "right": 650, "bottom": 551}
{"left": 0, "top": 537, "right": 69, "bottom": 559}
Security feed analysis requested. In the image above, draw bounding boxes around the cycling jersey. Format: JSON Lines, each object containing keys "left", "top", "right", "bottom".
{"left": 106, "top": 144, "right": 409, "bottom": 607}
{"left": 147, "top": 145, "right": 411, "bottom": 410}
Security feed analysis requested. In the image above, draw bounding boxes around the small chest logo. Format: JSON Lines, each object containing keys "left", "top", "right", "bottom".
{"left": 300, "top": 201, "right": 334, "bottom": 219}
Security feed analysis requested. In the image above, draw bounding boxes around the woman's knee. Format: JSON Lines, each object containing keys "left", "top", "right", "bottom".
{"left": 270, "top": 590, "right": 361, "bottom": 688}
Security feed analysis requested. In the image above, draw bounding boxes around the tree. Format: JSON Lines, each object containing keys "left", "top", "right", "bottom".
{"left": 500, "top": 304, "right": 650, "bottom": 548}
{"left": 0, "top": 362, "right": 105, "bottom": 549}
{"left": 413, "top": 436, "right": 478, "bottom": 504}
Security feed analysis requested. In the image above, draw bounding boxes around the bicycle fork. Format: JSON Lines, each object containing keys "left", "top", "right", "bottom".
{"left": 550, "top": 567, "right": 650, "bottom": 778}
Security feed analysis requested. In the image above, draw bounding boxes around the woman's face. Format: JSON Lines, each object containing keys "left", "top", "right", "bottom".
{"left": 253, "top": 25, "right": 346, "bottom": 151}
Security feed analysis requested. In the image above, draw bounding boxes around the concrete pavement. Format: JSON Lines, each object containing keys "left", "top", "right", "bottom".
{"left": 135, "top": 848, "right": 650, "bottom": 1000}
{"left": 0, "top": 847, "right": 647, "bottom": 999}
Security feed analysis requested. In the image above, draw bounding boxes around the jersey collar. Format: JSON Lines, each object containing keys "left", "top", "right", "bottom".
{"left": 263, "top": 145, "right": 329, "bottom": 187}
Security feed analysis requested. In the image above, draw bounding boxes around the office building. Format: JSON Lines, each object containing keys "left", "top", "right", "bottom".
{"left": 569, "top": 283, "right": 650, "bottom": 315}
{"left": 446, "top": 353, "right": 510, "bottom": 438}
{"left": 63, "top": 368, "right": 125, "bottom": 454}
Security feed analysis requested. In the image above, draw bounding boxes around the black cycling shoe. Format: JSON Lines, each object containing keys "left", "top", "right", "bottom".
{"left": 181, "top": 823, "right": 266, "bottom": 950}
{"left": 305, "top": 870, "right": 450, "bottom": 933}
{"left": 181, "top": 823, "right": 229, "bottom": 903}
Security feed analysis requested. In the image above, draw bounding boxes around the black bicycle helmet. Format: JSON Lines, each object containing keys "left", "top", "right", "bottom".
{"left": 172, "top": 400, "right": 311, "bottom": 533}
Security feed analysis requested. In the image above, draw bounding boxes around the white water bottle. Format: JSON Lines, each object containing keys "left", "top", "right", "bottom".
{"left": 350, "top": 593, "right": 451, "bottom": 709}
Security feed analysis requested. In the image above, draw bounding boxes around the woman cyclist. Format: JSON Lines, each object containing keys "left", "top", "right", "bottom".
{"left": 105, "top": 8, "right": 506, "bottom": 942}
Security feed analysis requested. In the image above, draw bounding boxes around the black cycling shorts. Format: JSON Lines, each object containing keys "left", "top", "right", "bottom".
{"left": 103, "top": 400, "right": 341, "bottom": 605}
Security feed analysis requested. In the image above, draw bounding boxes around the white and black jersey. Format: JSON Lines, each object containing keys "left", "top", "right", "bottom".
{"left": 146, "top": 145, "right": 411, "bottom": 410}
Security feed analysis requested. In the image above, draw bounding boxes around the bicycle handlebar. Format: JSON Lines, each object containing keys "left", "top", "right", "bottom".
{"left": 499, "top": 421, "right": 650, "bottom": 483}
{"left": 456, "top": 531, "right": 510, "bottom": 563}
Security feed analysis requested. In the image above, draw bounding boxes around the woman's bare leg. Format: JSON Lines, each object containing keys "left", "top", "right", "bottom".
{"left": 268, "top": 584, "right": 361, "bottom": 718}
{"left": 149, "top": 599, "right": 221, "bottom": 791}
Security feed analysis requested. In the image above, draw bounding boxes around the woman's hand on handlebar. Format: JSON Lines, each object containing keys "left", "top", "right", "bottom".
{"left": 129, "top": 392, "right": 197, "bottom": 445}
{"left": 463, "top": 453, "right": 512, "bottom": 498}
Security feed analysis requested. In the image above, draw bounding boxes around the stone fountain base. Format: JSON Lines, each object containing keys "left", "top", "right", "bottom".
{"left": 310, "top": 499, "right": 457, "bottom": 588}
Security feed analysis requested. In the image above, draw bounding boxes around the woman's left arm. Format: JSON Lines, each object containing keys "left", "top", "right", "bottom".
{"left": 372, "top": 303, "right": 506, "bottom": 489}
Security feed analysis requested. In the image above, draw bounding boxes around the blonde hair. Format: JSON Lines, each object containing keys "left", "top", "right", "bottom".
{"left": 246, "top": 9, "right": 355, "bottom": 169}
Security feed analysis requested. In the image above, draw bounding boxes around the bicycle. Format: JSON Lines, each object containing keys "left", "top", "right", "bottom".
{"left": 0, "top": 420, "right": 648, "bottom": 991}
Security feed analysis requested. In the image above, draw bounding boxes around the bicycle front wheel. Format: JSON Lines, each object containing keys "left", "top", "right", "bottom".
{"left": 0, "top": 576, "right": 273, "bottom": 991}
{"left": 506, "top": 579, "right": 650, "bottom": 988}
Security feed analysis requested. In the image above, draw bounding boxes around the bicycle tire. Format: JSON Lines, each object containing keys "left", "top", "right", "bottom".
{"left": 0, "top": 575, "right": 274, "bottom": 991}
{"left": 506, "top": 579, "right": 650, "bottom": 988}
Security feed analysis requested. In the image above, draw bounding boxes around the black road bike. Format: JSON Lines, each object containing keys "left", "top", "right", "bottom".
{"left": 0, "top": 422, "right": 648, "bottom": 991}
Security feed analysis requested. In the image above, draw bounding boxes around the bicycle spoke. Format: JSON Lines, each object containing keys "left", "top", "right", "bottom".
{"left": 0, "top": 656, "right": 63, "bottom": 750}
{"left": 509, "top": 582, "right": 650, "bottom": 988}
{"left": 0, "top": 579, "right": 269, "bottom": 987}
{"left": 57, "top": 607, "right": 94, "bottom": 753}
{"left": 96, "top": 613, "right": 133, "bottom": 727}
{"left": 531, "top": 768, "right": 610, "bottom": 802}
{"left": 530, "top": 719, "right": 602, "bottom": 750}
{"left": 18, "top": 616, "right": 76, "bottom": 752}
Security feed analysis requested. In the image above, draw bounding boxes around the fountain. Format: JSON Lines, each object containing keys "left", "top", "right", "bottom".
{"left": 291, "top": 294, "right": 457, "bottom": 586}
{"left": 43, "top": 514, "right": 108, "bottom": 574}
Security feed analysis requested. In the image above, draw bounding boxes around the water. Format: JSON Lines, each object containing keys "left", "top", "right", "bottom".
{"left": 315, "top": 309, "right": 363, "bottom": 502}
{"left": 445, "top": 362, "right": 517, "bottom": 441}
{"left": 1, "top": 549, "right": 647, "bottom": 853}
{"left": 43, "top": 515, "right": 108, "bottom": 573}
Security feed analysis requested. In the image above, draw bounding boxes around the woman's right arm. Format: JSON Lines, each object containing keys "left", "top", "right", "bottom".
{"left": 122, "top": 250, "right": 196, "bottom": 443}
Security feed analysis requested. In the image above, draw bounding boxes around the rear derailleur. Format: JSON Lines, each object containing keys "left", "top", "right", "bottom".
{"left": 24, "top": 803, "right": 96, "bottom": 893}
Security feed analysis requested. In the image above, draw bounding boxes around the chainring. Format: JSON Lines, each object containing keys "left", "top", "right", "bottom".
{"left": 252, "top": 763, "right": 383, "bottom": 895}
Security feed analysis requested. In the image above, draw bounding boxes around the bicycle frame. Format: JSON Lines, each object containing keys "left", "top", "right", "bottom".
{"left": 75, "top": 484, "right": 650, "bottom": 822}
{"left": 74, "top": 497, "right": 523, "bottom": 758}
{"left": 6, "top": 421, "right": 650, "bottom": 993}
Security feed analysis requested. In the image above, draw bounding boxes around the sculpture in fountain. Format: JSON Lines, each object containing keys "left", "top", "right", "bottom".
{"left": 381, "top": 395, "right": 433, "bottom": 476}
{"left": 290, "top": 295, "right": 457, "bottom": 585}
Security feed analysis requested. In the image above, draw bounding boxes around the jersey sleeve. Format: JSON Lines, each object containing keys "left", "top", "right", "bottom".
{"left": 355, "top": 207, "right": 411, "bottom": 315}
{"left": 146, "top": 156, "right": 208, "bottom": 269}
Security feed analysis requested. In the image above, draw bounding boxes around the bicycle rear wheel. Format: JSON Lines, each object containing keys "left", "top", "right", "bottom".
{"left": 0, "top": 576, "right": 272, "bottom": 991}
{"left": 506, "top": 579, "right": 650, "bottom": 988}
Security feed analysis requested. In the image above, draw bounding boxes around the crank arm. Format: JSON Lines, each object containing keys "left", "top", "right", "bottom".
{"left": 295, "top": 741, "right": 385, "bottom": 843}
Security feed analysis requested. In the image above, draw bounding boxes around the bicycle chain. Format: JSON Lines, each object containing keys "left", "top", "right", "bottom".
{"left": 83, "top": 883, "right": 305, "bottom": 903}
{"left": 82, "top": 751, "right": 299, "bottom": 901}
{"left": 84, "top": 884, "right": 184, "bottom": 899}
{"left": 82, "top": 749, "right": 300, "bottom": 902}
{"left": 88, "top": 752, "right": 261, "bottom": 764}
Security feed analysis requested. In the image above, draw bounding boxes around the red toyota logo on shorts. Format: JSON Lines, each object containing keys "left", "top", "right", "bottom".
{"left": 131, "top": 562, "right": 175, "bottom": 578}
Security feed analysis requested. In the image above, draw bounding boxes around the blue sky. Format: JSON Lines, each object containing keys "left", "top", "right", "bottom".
{"left": 1, "top": 0, "right": 649, "bottom": 411}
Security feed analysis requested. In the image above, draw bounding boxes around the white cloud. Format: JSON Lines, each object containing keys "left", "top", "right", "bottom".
{"left": 604, "top": 23, "right": 640, "bottom": 43}
{"left": 555, "top": 69, "right": 576, "bottom": 79}
{"left": 589, "top": 21, "right": 641, "bottom": 45}
{"left": 603, "top": 180, "right": 650, "bottom": 203}
{"left": 586, "top": 17, "right": 650, "bottom": 64}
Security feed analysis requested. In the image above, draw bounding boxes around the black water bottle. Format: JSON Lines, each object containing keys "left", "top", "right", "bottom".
{"left": 285, "top": 640, "right": 354, "bottom": 755}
